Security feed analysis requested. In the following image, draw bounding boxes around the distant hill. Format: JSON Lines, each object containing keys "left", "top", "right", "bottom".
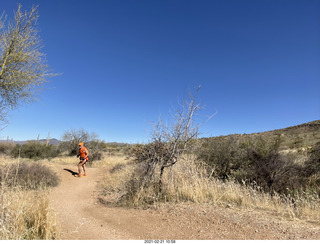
{"left": 251, "top": 120, "right": 320, "bottom": 148}
{"left": 0, "top": 138, "right": 61, "bottom": 146}
{"left": 1, "top": 120, "right": 319, "bottom": 148}
{"left": 260, "top": 120, "right": 320, "bottom": 135}
{"left": 201, "top": 120, "right": 320, "bottom": 149}
{"left": 0, "top": 138, "right": 129, "bottom": 147}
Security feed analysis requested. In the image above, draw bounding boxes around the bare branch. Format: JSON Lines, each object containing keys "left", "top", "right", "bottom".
{"left": 0, "top": 4, "right": 57, "bottom": 125}
{"left": 129, "top": 86, "right": 215, "bottom": 195}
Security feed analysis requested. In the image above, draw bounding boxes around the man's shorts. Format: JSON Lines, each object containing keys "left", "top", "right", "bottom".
{"left": 80, "top": 157, "right": 89, "bottom": 162}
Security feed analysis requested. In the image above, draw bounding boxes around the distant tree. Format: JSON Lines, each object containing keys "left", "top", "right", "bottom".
{"left": 0, "top": 4, "right": 55, "bottom": 124}
{"left": 59, "top": 129, "right": 99, "bottom": 156}
{"left": 59, "top": 129, "right": 107, "bottom": 161}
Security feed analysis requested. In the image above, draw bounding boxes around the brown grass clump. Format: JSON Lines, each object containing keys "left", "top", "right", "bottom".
{"left": 0, "top": 187, "right": 60, "bottom": 239}
{"left": 0, "top": 161, "right": 60, "bottom": 190}
{"left": 0, "top": 157, "right": 60, "bottom": 239}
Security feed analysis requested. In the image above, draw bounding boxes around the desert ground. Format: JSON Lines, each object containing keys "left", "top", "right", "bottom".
{"left": 50, "top": 164, "right": 320, "bottom": 240}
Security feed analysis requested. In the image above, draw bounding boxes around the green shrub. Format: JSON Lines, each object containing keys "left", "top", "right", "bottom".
{"left": 303, "top": 142, "right": 320, "bottom": 195}
{"left": 86, "top": 140, "right": 107, "bottom": 162}
{"left": 196, "top": 135, "right": 246, "bottom": 180}
{"left": 304, "top": 142, "right": 320, "bottom": 175}
{"left": 0, "top": 143, "right": 15, "bottom": 155}
{"left": 0, "top": 162, "right": 60, "bottom": 190}
{"left": 11, "top": 142, "right": 59, "bottom": 160}
{"left": 197, "top": 135, "right": 310, "bottom": 195}
{"left": 247, "top": 148, "right": 301, "bottom": 194}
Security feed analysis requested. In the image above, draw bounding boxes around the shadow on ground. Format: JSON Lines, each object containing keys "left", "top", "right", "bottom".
{"left": 63, "top": 168, "right": 78, "bottom": 177}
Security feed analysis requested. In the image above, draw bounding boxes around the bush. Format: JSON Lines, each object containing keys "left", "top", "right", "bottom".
{"left": 0, "top": 143, "right": 15, "bottom": 155}
{"left": 244, "top": 136, "right": 308, "bottom": 195}
{"left": 11, "top": 142, "right": 59, "bottom": 160}
{"left": 197, "top": 135, "right": 309, "bottom": 195}
{"left": 196, "top": 135, "right": 246, "bottom": 180}
{"left": 86, "top": 140, "right": 107, "bottom": 162}
{"left": 303, "top": 142, "right": 320, "bottom": 195}
{"left": 0, "top": 162, "right": 60, "bottom": 190}
{"left": 304, "top": 142, "right": 320, "bottom": 176}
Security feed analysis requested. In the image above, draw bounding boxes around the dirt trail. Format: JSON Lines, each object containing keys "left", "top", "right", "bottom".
{"left": 50, "top": 164, "right": 320, "bottom": 240}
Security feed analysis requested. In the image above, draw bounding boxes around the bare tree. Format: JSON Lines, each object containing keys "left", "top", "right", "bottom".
{"left": 129, "top": 86, "right": 215, "bottom": 196}
{"left": 59, "top": 129, "right": 98, "bottom": 155}
{"left": 0, "top": 4, "right": 55, "bottom": 124}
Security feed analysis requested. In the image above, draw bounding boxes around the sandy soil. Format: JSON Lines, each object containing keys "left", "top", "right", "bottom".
{"left": 50, "top": 164, "right": 320, "bottom": 240}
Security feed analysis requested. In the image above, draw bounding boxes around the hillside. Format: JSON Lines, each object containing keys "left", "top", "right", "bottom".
{"left": 260, "top": 120, "right": 320, "bottom": 148}
{"left": 0, "top": 138, "right": 61, "bottom": 146}
{"left": 201, "top": 120, "right": 320, "bottom": 149}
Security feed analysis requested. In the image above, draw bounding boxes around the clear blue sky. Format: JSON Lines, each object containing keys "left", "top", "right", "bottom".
{"left": 1, "top": 0, "right": 319, "bottom": 143}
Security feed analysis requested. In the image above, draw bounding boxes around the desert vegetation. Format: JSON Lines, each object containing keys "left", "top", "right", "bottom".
{"left": 0, "top": 156, "right": 60, "bottom": 239}
{"left": 0, "top": 109, "right": 319, "bottom": 238}
{"left": 0, "top": 128, "right": 130, "bottom": 239}
{"left": 95, "top": 88, "right": 320, "bottom": 224}
{"left": 0, "top": 3, "right": 62, "bottom": 239}
{"left": 97, "top": 127, "right": 320, "bottom": 224}
{"left": 0, "top": 122, "right": 319, "bottom": 239}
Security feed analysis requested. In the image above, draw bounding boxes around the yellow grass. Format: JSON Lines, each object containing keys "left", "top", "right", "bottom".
{"left": 43, "top": 155, "right": 77, "bottom": 165}
{"left": 0, "top": 187, "right": 60, "bottom": 239}
{"left": 90, "top": 154, "right": 128, "bottom": 168}
{"left": 39, "top": 153, "right": 127, "bottom": 168}
{"left": 100, "top": 154, "right": 320, "bottom": 224}
{"left": 0, "top": 156, "right": 60, "bottom": 240}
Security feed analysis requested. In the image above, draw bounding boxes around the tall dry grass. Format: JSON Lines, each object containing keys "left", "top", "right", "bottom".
{"left": 41, "top": 155, "right": 77, "bottom": 165}
{"left": 0, "top": 156, "right": 60, "bottom": 239}
{"left": 90, "top": 154, "right": 128, "bottom": 168}
{"left": 100, "top": 154, "right": 320, "bottom": 224}
{"left": 40, "top": 153, "right": 127, "bottom": 168}
{"left": 0, "top": 187, "right": 60, "bottom": 239}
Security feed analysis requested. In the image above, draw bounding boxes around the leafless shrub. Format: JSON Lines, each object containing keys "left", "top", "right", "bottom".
{"left": 125, "top": 87, "right": 214, "bottom": 203}
{"left": 59, "top": 129, "right": 100, "bottom": 157}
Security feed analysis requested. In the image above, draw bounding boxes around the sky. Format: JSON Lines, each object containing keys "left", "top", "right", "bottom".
{"left": 0, "top": 0, "right": 319, "bottom": 143}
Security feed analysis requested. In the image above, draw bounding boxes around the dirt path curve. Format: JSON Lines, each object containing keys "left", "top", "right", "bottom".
{"left": 50, "top": 164, "right": 320, "bottom": 240}
{"left": 50, "top": 165, "right": 131, "bottom": 239}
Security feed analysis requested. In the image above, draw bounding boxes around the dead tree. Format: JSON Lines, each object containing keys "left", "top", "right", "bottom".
{"left": 130, "top": 86, "right": 215, "bottom": 195}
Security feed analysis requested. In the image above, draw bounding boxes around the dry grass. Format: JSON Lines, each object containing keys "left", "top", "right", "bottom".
{"left": 40, "top": 153, "right": 127, "bottom": 168}
{"left": 100, "top": 154, "right": 320, "bottom": 224}
{"left": 0, "top": 161, "right": 60, "bottom": 190}
{"left": 90, "top": 154, "right": 128, "bottom": 168}
{"left": 42, "top": 155, "right": 77, "bottom": 165}
{"left": 0, "top": 187, "right": 60, "bottom": 239}
{"left": 0, "top": 156, "right": 60, "bottom": 239}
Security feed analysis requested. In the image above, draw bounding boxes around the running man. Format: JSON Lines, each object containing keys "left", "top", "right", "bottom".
{"left": 77, "top": 142, "right": 89, "bottom": 177}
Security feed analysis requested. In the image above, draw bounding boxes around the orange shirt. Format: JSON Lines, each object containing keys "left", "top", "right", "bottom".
{"left": 79, "top": 146, "right": 88, "bottom": 158}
